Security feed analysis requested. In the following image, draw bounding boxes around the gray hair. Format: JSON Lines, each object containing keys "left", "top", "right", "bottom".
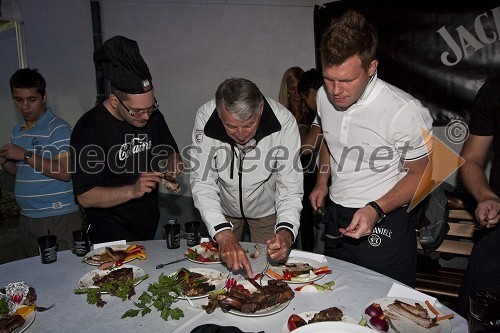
{"left": 215, "top": 78, "right": 263, "bottom": 120}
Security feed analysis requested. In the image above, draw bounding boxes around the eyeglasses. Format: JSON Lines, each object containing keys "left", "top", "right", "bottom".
{"left": 115, "top": 95, "right": 159, "bottom": 117}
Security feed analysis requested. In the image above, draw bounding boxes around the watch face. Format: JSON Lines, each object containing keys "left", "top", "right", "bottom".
{"left": 24, "top": 151, "right": 33, "bottom": 162}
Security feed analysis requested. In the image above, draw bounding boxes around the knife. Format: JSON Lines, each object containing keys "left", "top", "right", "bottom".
{"left": 156, "top": 258, "right": 187, "bottom": 269}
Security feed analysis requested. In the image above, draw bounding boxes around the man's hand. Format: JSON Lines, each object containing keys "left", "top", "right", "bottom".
{"left": 309, "top": 183, "right": 328, "bottom": 212}
{"left": 476, "top": 197, "right": 500, "bottom": 228}
{"left": 267, "top": 229, "right": 293, "bottom": 262}
{"left": 165, "top": 153, "right": 185, "bottom": 178}
{"left": 340, "top": 206, "right": 378, "bottom": 239}
{"left": 215, "top": 230, "right": 254, "bottom": 278}
{"left": 0, "top": 143, "right": 26, "bottom": 161}
{"left": 131, "top": 172, "right": 162, "bottom": 199}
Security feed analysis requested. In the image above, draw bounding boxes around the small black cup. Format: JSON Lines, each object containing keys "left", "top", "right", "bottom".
{"left": 38, "top": 235, "right": 58, "bottom": 264}
{"left": 164, "top": 223, "right": 180, "bottom": 249}
{"left": 72, "top": 230, "right": 90, "bottom": 257}
{"left": 469, "top": 290, "right": 500, "bottom": 333}
{"left": 185, "top": 221, "right": 201, "bottom": 247}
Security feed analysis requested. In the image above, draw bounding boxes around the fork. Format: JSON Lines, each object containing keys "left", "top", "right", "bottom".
{"left": 325, "top": 233, "right": 343, "bottom": 240}
{"left": 35, "top": 303, "right": 55, "bottom": 312}
{"left": 259, "top": 262, "right": 270, "bottom": 283}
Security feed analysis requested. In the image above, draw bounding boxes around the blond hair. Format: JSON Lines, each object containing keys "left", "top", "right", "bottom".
{"left": 278, "top": 67, "right": 304, "bottom": 108}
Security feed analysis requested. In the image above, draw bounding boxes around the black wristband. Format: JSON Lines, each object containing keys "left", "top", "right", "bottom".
{"left": 366, "top": 201, "right": 386, "bottom": 224}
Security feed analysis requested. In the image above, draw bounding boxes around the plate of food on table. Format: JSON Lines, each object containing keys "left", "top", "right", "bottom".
{"left": 283, "top": 307, "right": 359, "bottom": 332}
{"left": 362, "top": 297, "right": 453, "bottom": 333}
{"left": 169, "top": 268, "right": 226, "bottom": 300}
{"left": 203, "top": 276, "right": 294, "bottom": 317}
{"left": 184, "top": 241, "right": 221, "bottom": 264}
{"left": 78, "top": 264, "right": 147, "bottom": 291}
{"left": 266, "top": 257, "right": 331, "bottom": 283}
{"left": 0, "top": 282, "right": 38, "bottom": 333}
{"left": 83, "top": 243, "right": 147, "bottom": 267}
{"left": 75, "top": 264, "right": 149, "bottom": 308}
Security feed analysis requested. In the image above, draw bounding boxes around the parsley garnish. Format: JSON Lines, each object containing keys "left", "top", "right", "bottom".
{"left": 122, "top": 273, "right": 185, "bottom": 321}
{"left": 186, "top": 249, "right": 199, "bottom": 261}
{"left": 0, "top": 299, "right": 9, "bottom": 314}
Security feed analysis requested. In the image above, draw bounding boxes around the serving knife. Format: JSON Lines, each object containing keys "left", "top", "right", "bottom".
{"left": 156, "top": 258, "right": 186, "bottom": 269}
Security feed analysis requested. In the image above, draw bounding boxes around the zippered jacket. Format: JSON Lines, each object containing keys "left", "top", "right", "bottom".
{"left": 189, "top": 98, "right": 303, "bottom": 240}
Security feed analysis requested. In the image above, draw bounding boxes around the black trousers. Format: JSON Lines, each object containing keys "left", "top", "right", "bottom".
{"left": 299, "top": 167, "right": 317, "bottom": 252}
{"left": 324, "top": 201, "right": 417, "bottom": 287}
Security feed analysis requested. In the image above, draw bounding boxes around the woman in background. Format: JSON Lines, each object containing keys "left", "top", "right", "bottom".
{"left": 279, "top": 66, "right": 316, "bottom": 251}
{"left": 279, "top": 67, "right": 309, "bottom": 138}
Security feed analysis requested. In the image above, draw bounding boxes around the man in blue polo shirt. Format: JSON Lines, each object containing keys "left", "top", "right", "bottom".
{"left": 0, "top": 68, "right": 81, "bottom": 257}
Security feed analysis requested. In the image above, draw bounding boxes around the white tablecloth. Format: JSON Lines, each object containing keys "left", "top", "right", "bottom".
{"left": 0, "top": 240, "right": 468, "bottom": 333}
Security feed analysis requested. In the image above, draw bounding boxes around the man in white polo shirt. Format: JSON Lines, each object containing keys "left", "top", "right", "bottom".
{"left": 310, "top": 10, "right": 433, "bottom": 287}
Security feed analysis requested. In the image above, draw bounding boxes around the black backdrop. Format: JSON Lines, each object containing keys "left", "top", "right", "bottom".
{"left": 314, "top": 0, "right": 500, "bottom": 125}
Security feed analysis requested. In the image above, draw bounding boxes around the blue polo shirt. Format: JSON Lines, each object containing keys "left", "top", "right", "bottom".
{"left": 12, "top": 107, "right": 79, "bottom": 218}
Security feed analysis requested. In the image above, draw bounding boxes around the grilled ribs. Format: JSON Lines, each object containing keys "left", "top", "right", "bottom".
{"left": 309, "top": 306, "right": 343, "bottom": 323}
{"left": 93, "top": 267, "right": 133, "bottom": 286}
{"left": 161, "top": 172, "right": 181, "bottom": 193}
{"left": 216, "top": 279, "right": 294, "bottom": 313}
{"left": 176, "top": 269, "right": 216, "bottom": 297}
{"left": 0, "top": 314, "right": 25, "bottom": 333}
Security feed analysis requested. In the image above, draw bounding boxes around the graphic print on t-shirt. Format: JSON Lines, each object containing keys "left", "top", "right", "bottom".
{"left": 118, "top": 134, "right": 152, "bottom": 160}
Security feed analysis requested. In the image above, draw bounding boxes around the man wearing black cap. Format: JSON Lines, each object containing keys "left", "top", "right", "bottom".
{"left": 71, "top": 36, "right": 183, "bottom": 243}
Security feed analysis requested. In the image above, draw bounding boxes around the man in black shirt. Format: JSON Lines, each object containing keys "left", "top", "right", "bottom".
{"left": 456, "top": 76, "right": 500, "bottom": 317}
{"left": 71, "top": 36, "right": 183, "bottom": 243}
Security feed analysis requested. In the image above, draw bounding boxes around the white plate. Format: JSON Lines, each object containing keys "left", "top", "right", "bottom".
{"left": 267, "top": 257, "right": 326, "bottom": 283}
{"left": 363, "top": 297, "right": 452, "bottom": 333}
{"left": 12, "top": 310, "right": 36, "bottom": 333}
{"left": 281, "top": 311, "right": 358, "bottom": 333}
{"left": 78, "top": 264, "right": 146, "bottom": 292}
{"left": 184, "top": 244, "right": 221, "bottom": 264}
{"left": 172, "top": 268, "right": 225, "bottom": 300}
{"left": 83, "top": 244, "right": 135, "bottom": 266}
{"left": 293, "top": 322, "right": 373, "bottom": 333}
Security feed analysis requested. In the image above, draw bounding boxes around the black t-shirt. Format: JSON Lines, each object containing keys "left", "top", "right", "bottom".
{"left": 468, "top": 76, "right": 500, "bottom": 196}
{"left": 71, "top": 103, "right": 179, "bottom": 242}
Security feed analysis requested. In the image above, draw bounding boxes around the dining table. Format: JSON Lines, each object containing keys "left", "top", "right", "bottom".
{"left": 0, "top": 239, "right": 469, "bottom": 333}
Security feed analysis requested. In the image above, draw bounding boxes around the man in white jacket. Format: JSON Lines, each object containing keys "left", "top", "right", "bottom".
{"left": 190, "top": 78, "right": 303, "bottom": 277}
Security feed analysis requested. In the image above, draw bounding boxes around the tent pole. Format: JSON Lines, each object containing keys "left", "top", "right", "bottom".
{"left": 14, "top": 21, "right": 26, "bottom": 68}
{"left": 91, "top": 0, "right": 105, "bottom": 104}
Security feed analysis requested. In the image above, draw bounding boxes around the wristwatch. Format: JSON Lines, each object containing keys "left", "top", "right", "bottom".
{"left": 24, "top": 150, "right": 33, "bottom": 164}
{"left": 366, "top": 201, "right": 386, "bottom": 224}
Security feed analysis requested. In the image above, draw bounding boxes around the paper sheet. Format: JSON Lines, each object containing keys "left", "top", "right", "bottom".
{"left": 289, "top": 249, "right": 327, "bottom": 263}
{"left": 387, "top": 282, "right": 437, "bottom": 306}
{"left": 92, "top": 240, "right": 127, "bottom": 250}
